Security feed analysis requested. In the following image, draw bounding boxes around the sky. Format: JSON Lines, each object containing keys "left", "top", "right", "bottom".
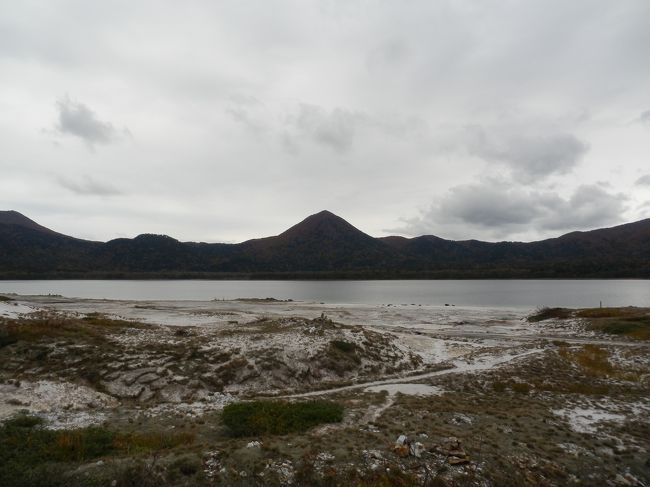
{"left": 1, "top": 0, "right": 649, "bottom": 243}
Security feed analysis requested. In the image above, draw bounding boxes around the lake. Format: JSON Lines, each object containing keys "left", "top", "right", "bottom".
{"left": 0, "top": 280, "right": 648, "bottom": 308}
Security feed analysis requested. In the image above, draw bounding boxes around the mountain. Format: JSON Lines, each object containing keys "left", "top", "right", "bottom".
{"left": 0, "top": 210, "right": 61, "bottom": 236}
{"left": 235, "top": 211, "right": 399, "bottom": 271}
{"left": 1, "top": 209, "right": 649, "bottom": 278}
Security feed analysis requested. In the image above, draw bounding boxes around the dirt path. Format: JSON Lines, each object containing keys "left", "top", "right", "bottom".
{"left": 284, "top": 348, "right": 542, "bottom": 398}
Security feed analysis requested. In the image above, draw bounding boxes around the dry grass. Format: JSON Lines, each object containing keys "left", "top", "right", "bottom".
{"left": 558, "top": 344, "right": 613, "bottom": 377}
{"left": 0, "top": 312, "right": 144, "bottom": 344}
{"left": 113, "top": 431, "right": 195, "bottom": 454}
{"left": 575, "top": 308, "right": 650, "bottom": 340}
{"left": 576, "top": 307, "right": 644, "bottom": 319}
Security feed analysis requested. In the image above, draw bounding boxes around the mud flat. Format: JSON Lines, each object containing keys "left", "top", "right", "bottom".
{"left": 1, "top": 294, "right": 649, "bottom": 486}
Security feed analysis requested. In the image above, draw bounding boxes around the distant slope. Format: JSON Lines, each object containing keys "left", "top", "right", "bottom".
{"left": 1, "top": 210, "right": 649, "bottom": 278}
{"left": 0, "top": 210, "right": 61, "bottom": 236}
{"left": 0, "top": 211, "right": 100, "bottom": 275}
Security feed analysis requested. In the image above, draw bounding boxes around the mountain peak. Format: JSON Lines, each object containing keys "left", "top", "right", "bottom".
{"left": 0, "top": 210, "right": 59, "bottom": 236}
{"left": 279, "top": 210, "right": 371, "bottom": 241}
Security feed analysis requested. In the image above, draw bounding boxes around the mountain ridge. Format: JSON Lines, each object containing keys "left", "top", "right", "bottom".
{"left": 1, "top": 210, "right": 649, "bottom": 278}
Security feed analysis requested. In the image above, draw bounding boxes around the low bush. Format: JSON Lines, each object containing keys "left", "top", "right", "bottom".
{"left": 0, "top": 415, "right": 115, "bottom": 486}
{"left": 0, "top": 414, "right": 197, "bottom": 486}
{"left": 222, "top": 400, "right": 343, "bottom": 437}
{"left": 527, "top": 307, "right": 572, "bottom": 322}
{"left": 330, "top": 340, "right": 356, "bottom": 353}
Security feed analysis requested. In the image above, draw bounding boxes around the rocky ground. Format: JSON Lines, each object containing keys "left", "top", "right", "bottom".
{"left": 0, "top": 295, "right": 649, "bottom": 486}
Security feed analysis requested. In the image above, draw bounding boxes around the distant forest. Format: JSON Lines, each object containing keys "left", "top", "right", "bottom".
{"left": 1, "top": 210, "right": 649, "bottom": 279}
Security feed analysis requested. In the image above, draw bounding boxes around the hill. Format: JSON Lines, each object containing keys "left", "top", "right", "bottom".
{"left": 1, "top": 209, "right": 649, "bottom": 278}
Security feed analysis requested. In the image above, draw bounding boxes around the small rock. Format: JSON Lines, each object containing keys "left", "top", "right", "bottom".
{"left": 136, "top": 373, "right": 159, "bottom": 384}
{"left": 448, "top": 455, "right": 470, "bottom": 465}
{"left": 138, "top": 387, "right": 156, "bottom": 402}
{"left": 410, "top": 442, "right": 425, "bottom": 458}
{"left": 246, "top": 440, "right": 262, "bottom": 448}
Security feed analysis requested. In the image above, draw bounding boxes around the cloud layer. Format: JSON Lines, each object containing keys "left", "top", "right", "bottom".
{"left": 395, "top": 180, "right": 627, "bottom": 241}
{"left": 463, "top": 126, "right": 588, "bottom": 183}
{"left": 0, "top": 1, "right": 649, "bottom": 242}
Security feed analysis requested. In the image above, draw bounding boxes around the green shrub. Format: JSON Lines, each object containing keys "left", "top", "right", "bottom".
{"left": 0, "top": 416, "right": 115, "bottom": 486}
{"left": 4, "top": 414, "right": 43, "bottom": 428}
{"left": 0, "top": 414, "right": 198, "bottom": 486}
{"left": 222, "top": 400, "right": 343, "bottom": 437}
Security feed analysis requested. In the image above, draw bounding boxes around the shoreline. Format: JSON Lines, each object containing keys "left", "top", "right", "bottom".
{"left": 1, "top": 294, "right": 649, "bottom": 485}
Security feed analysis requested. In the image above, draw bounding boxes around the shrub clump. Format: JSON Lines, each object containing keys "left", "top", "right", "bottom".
{"left": 527, "top": 307, "right": 572, "bottom": 322}
{"left": 330, "top": 339, "right": 356, "bottom": 353}
{"left": 222, "top": 400, "right": 343, "bottom": 437}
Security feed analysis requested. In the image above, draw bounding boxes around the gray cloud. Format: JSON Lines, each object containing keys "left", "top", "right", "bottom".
{"left": 394, "top": 180, "right": 626, "bottom": 241}
{"left": 225, "top": 96, "right": 267, "bottom": 134}
{"left": 290, "top": 104, "right": 361, "bottom": 154}
{"left": 58, "top": 176, "right": 122, "bottom": 196}
{"left": 55, "top": 96, "right": 123, "bottom": 148}
{"left": 438, "top": 182, "right": 544, "bottom": 228}
{"left": 639, "top": 110, "right": 650, "bottom": 125}
{"left": 540, "top": 185, "right": 626, "bottom": 231}
{"left": 283, "top": 103, "right": 425, "bottom": 155}
{"left": 636, "top": 175, "right": 650, "bottom": 186}
{"left": 464, "top": 126, "right": 588, "bottom": 183}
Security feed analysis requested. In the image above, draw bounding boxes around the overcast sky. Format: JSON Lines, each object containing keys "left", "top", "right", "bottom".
{"left": 1, "top": 0, "right": 649, "bottom": 243}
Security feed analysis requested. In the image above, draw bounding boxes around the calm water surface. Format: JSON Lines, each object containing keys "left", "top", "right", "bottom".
{"left": 0, "top": 280, "right": 648, "bottom": 309}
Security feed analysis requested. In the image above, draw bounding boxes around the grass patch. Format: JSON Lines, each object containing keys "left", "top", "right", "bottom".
{"left": 558, "top": 344, "right": 613, "bottom": 377}
{"left": 0, "top": 415, "right": 116, "bottom": 485}
{"left": 573, "top": 307, "right": 650, "bottom": 340}
{"left": 589, "top": 316, "right": 650, "bottom": 340}
{"left": 113, "top": 431, "right": 195, "bottom": 454}
{"left": 0, "top": 312, "right": 144, "bottom": 345}
{"left": 0, "top": 414, "right": 196, "bottom": 486}
{"left": 526, "top": 306, "right": 650, "bottom": 340}
{"left": 527, "top": 307, "right": 572, "bottom": 322}
{"left": 511, "top": 382, "right": 531, "bottom": 394}
{"left": 576, "top": 307, "right": 643, "bottom": 319}
{"left": 222, "top": 400, "right": 343, "bottom": 437}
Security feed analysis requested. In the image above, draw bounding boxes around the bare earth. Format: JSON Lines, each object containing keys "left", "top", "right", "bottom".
{"left": 1, "top": 295, "right": 648, "bottom": 486}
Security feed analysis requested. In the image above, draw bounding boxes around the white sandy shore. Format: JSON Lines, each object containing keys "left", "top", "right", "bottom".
{"left": 1, "top": 293, "right": 646, "bottom": 431}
